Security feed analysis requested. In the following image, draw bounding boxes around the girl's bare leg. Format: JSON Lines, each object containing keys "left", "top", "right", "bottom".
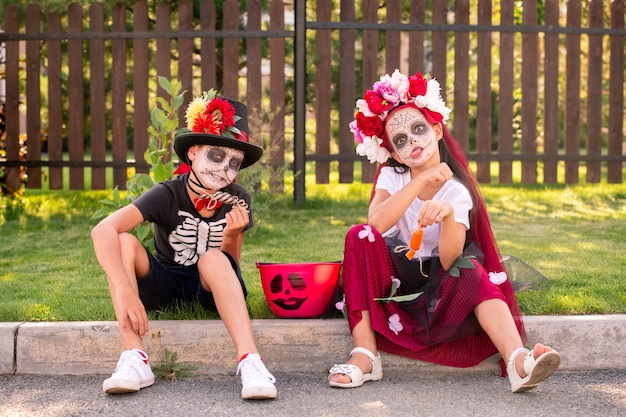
{"left": 475, "top": 299, "right": 555, "bottom": 377}
{"left": 329, "top": 310, "right": 378, "bottom": 383}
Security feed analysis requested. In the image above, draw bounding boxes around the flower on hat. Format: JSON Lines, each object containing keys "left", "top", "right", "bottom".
{"left": 351, "top": 70, "right": 451, "bottom": 164}
{"left": 184, "top": 89, "right": 242, "bottom": 139}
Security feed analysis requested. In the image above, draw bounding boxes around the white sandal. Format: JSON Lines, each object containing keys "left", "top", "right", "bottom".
{"left": 507, "top": 347, "right": 561, "bottom": 393}
{"left": 328, "top": 347, "right": 383, "bottom": 388}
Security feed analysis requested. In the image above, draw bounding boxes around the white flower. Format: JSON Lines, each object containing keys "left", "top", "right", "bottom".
{"left": 489, "top": 271, "right": 508, "bottom": 285}
{"left": 355, "top": 98, "right": 376, "bottom": 117}
{"left": 356, "top": 135, "right": 391, "bottom": 164}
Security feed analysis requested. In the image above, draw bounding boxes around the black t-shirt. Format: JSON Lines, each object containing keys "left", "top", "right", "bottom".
{"left": 132, "top": 174, "right": 253, "bottom": 270}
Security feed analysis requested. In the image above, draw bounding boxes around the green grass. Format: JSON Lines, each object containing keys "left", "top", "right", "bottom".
{"left": 1, "top": 177, "right": 625, "bottom": 322}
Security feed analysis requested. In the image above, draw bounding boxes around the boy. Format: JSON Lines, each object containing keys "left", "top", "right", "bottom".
{"left": 91, "top": 91, "right": 277, "bottom": 400}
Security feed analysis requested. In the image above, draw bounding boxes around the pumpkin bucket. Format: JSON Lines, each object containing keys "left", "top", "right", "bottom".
{"left": 256, "top": 261, "right": 341, "bottom": 318}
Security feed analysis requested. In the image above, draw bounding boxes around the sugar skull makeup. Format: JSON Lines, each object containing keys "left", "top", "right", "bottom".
{"left": 191, "top": 145, "right": 244, "bottom": 190}
{"left": 386, "top": 107, "right": 439, "bottom": 166}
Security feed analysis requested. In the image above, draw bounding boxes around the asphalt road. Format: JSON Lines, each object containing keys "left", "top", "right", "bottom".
{"left": 1, "top": 370, "right": 625, "bottom": 417}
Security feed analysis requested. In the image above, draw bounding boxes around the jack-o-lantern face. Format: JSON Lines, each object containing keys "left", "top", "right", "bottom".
{"left": 269, "top": 272, "right": 308, "bottom": 310}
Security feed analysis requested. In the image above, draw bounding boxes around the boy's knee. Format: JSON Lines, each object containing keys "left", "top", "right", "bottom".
{"left": 198, "top": 249, "right": 229, "bottom": 269}
{"left": 119, "top": 232, "right": 141, "bottom": 249}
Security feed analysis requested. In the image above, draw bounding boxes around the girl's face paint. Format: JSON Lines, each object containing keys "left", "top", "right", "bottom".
{"left": 386, "top": 107, "right": 441, "bottom": 167}
{"left": 189, "top": 145, "right": 244, "bottom": 190}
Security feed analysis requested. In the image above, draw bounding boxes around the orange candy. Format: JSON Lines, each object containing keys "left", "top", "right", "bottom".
{"left": 405, "top": 224, "right": 423, "bottom": 260}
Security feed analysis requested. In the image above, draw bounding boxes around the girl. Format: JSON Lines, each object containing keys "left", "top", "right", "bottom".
{"left": 328, "top": 71, "right": 560, "bottom": 393}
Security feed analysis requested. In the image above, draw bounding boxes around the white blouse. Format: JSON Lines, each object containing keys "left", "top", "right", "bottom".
{"left": 375, "top": 166, "right": 472, "bottom": 258}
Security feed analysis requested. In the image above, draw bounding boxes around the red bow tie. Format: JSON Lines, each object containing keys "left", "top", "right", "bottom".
{"left": 194, "top": 197, "right": 223, "bottom": 212}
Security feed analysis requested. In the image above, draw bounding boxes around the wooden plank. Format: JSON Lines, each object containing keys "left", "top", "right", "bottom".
{"left": 585, "top": 0, "right": 604, "bottom": 183}
{"left": 385, "top": 0, "right": 401, "bottom": 73}
{"left": 25, "top": 4, "right": 41, "bottom": 189}
{"left": 177, "top": 1, "right": 194, "bottom": 127}
{"left": 360, "top": 0, "right": 379, "bottom": 183}
{"left": 315, "top": 0, "right": 332, "bottom": 184}
{"left": 408, "top": 1, "right": 425, "bottom": 74}
{"left": 89, "top": 3, "right": 106, "bottom": 189}
{"left": 431, "top": 1, "right": 448, "bottom": 97}
{"left": 155, "top": 3, "right": 171, "bottom": 100}
{"left": 497, "top": 0, "right": 514, "bottom": 183}
{"left": 200, "top": 0, "right": 217, "bottom": 91}
{"left": 564, "top": 0, "right": 581, "bottom": 184}
{"left": 521, "top": 0, "right": 538, "bottom": 184}
{"left": 68, "top": 3, "right": 84, "bottom": 190}
{"left": 222, "top": 0, "right": 239, "bottom": 99}
{"left": 46, "top": 12, "right": 64, "bottom": 190}
{"left": 475, "top": 0, "right": 492, "bottom": 183}
{"left": 453, "top": 0, "right": 470, "bottom": 152}
{"left": 543, "top": 0, "right": 560, "bottom": 183}
{"left": 133, "top": 1, "right": 150, "bottom": 174}
{"left": 245, "top": 0, "right": 262, "bottom": 121}
{"left": 3, "top": 5, "right": 22, "bottom": 192}
{"left": 269, "top": 0, "right": 285, "bottom": 191}
{"left": 338, "top": 0, "right": 355, "bottom": 183}
{"left": 607, "top": 0, "right": 624, "bottom": 183}
{"left": 111, "top": 3, "right": 127, "bottom": 189}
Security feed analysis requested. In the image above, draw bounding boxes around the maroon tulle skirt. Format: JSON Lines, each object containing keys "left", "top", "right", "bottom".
{"left": 342, "top": 224, "right": 524, "bottom": 370}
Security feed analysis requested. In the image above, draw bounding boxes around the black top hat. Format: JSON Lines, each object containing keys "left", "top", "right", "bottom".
{"left": 174, "top": 98, "right": 263, "bottom": 169}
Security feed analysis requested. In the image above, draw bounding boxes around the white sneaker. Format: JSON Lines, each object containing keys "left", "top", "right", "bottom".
{"left": 103, "top": 349, "right": 155, "bottom": 394}
{"left": 236, "top": 353, "right": 277, "bottom": 400}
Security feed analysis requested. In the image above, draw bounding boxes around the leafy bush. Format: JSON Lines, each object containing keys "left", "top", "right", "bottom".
{"left": 91, "top": 77, "right": 185, "bottom": 247}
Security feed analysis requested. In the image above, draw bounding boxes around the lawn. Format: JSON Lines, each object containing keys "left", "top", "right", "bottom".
{"left": 1, "top": 175, "right": 625, "bottom": 322}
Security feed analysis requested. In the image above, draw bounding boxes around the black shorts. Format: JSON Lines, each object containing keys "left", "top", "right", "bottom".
{"left": 137, "top": 249, "right": 247, "bottom": 311}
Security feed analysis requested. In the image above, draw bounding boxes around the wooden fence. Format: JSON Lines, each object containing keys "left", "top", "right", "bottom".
{"left": 0, "top": 0, "right": 624, "bottom": 202}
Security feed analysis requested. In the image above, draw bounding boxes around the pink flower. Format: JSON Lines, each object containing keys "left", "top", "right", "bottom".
{"left": 335, "top": 298, "right": 345, "bottom": 311}
{"left": 349, "top": 120, "right": 363, "bottom": 144}
{"left": 388, "top": 314, "right": 403, "bottom": 335}
{"left": 358, "top": 225, "right": 376, "bottom": 243}
{"left": 373, "top": 80, "right": 401, "bottom": 107}
{"left": 489, "top": 271, "right": 508, "bottom": 285}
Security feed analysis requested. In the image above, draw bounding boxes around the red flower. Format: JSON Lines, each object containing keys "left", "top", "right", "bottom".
{"left": 191, "top": 97, "right": 236, "bottom": 134}
{"left": 356, "top": 112, "right": 383, "bottom": 137}
{"left": 364, "top": 90, "right": 394, "bottom": 115}
{"left": 408, "top": 72, "right": 428, "bottom": 98}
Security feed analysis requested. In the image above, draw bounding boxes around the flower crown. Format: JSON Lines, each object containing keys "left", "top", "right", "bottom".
{"left": 350, "top": 70, "right": 451, "bottom": 164}
{"left": 182, "top": 89, "right": 243, "bottom": 138}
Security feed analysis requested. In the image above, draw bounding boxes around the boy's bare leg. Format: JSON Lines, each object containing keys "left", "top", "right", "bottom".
{"left": 198, "top": 249, "right": 258, "bottom": 357}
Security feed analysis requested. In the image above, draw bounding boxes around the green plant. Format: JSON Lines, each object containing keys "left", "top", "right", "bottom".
{"left": 91, "top": 77, "right": 185, "bottom": 246}
{"left": 152, "top": 348, "right": 198, "bottom": 381}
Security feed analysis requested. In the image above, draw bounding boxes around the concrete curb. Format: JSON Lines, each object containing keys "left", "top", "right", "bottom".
{"left": 2, "top": 315, "right": 625, "bottom": 376}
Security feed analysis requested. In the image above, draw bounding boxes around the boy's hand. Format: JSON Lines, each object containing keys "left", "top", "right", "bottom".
{"left": 224, "top": 205, "right": 249, "bottom": 238}
{"left": 117, "top": 290, "right": 148, "bottom": 337}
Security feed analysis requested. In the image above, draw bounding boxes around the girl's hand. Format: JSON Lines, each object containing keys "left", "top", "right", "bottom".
{"left": 418, "top": 162, "right": 453, "bottom": 186}
{"left": 418, "top": 199, "right": 454, "bottom": 228}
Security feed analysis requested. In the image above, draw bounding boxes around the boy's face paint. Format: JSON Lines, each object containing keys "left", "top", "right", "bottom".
{"left": 386, "top": 107, "right": 441, "bottom": 167}
{"left": 189, "top": 145, "right": 244, "bottom": 190}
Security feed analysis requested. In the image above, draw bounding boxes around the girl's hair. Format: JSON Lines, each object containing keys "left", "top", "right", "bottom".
{"left": 385, "top": 126, "right": 480, "bottom": 221}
